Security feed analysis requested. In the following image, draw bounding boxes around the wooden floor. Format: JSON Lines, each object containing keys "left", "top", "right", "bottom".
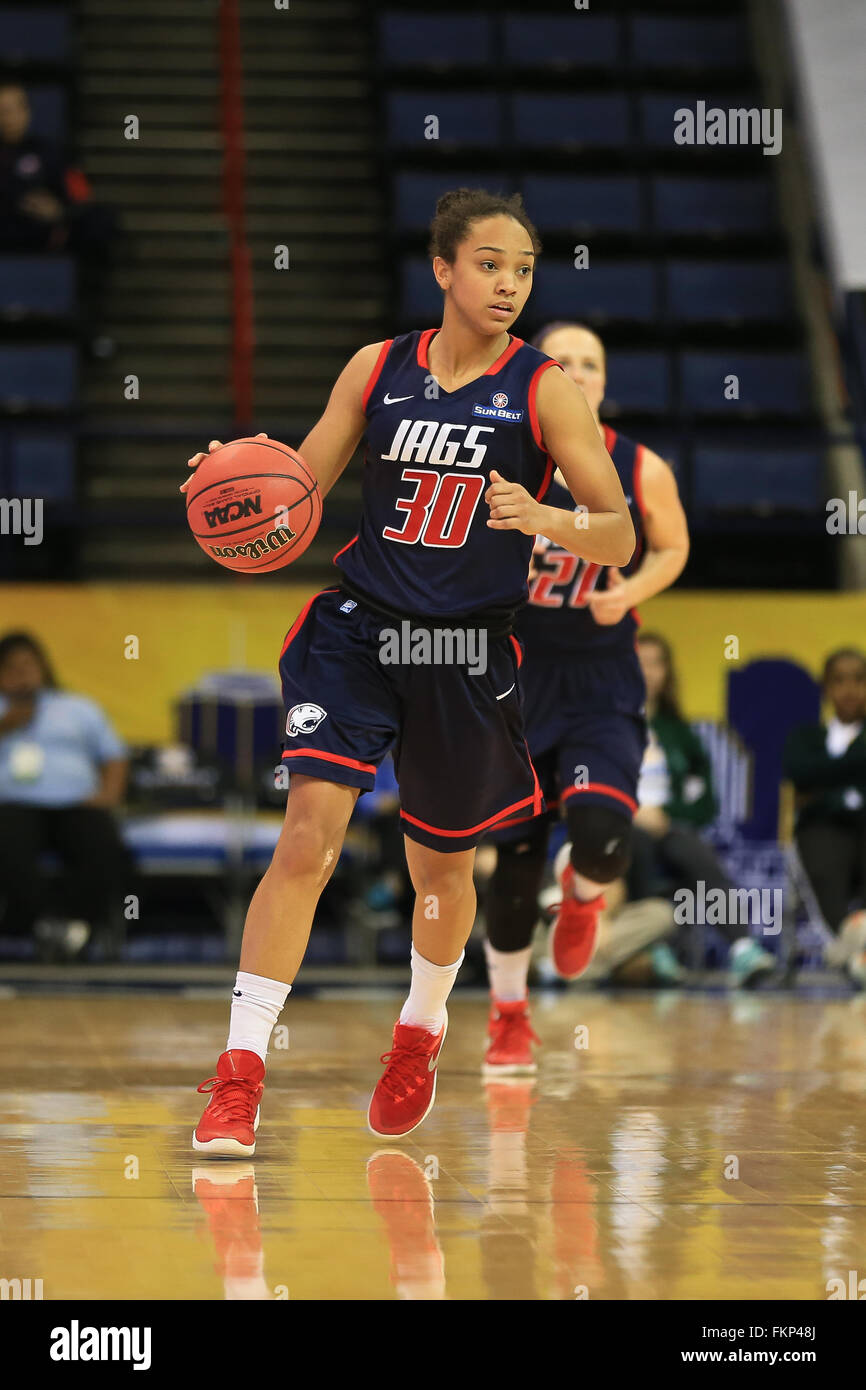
{"left": 2, "top": 989, "right": 866, "bottom": 1300}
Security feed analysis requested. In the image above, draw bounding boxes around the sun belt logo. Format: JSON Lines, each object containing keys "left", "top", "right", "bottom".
{"left": 286, "top": 702, "right": 328, "bottom": 737}
{"left": 473, "top": 391, "right": 523, "bottom": 423}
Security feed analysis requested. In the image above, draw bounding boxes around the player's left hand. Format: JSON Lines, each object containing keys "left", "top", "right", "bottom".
{"left": 485, "top": 470, "right": 546, "bottom": 535}
{"left": 587, "top": 566, "right": 633, "bottom": 625}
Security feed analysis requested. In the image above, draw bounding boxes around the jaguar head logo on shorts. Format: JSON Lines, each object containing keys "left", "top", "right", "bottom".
{"left": 286, "top": 702, "right": 328, "bottom": 737}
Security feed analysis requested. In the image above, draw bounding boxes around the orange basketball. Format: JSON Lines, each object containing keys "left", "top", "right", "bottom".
{"left": 185, "top": 437, "right": 321, "bottom": 573}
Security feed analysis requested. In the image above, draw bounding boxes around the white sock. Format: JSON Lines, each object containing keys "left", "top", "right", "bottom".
{"left": 399, "top": 945, "right": 464, "bottom": 1034}
{"left": 226, "top": 971, "right": 291, "bottom": 1064}
{"left": 573, "top": 871, "right": 606, "bottom": 903}
{"left": 484, "top": 940, "right": 531, "bottom": 1002}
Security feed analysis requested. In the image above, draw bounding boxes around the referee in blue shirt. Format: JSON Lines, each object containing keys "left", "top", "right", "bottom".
{"left": 0, "top": 631, "right": 129, "bottom": 960}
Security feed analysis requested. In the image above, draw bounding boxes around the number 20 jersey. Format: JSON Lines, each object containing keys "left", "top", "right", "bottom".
{"left": 335, "top": 328, "right": 561, "bottom": 616}
{"left": 518, "top": 425, "right": 647, "bottom": 659}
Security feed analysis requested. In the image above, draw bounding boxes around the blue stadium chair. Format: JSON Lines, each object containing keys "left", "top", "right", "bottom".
{"left": 652, "top": 177, "right": 776, "bottom": 235}
{"left": 378, "top": 12, "right": 493, "bottom": 67}
{"left": 0, "top": 7, "right": 71, "bottom": 63}
{"left": 522, "top": 175, "right": 642, "bottom": 234}
{"left": 504, "top": 14, "right": 621, "bottom": 68}
{"left": 386, "top": 93, "right": 503, "bottom": 148}
{"left": 602, "top": 351, "right": 673, "bottom": 414}
{"left": 692, "top": 448, "right": 823, "bottom": 517}
{"left": 400, "top": 258, "right": 443, "bottom": 320}
{"left": 639, "top": 92, "right": 739, "bottom": 149}
{"left": 393, "top": 172, "right": 516, "bottom": 231}
{"left": 9, "top": 430, "right": 76, "bottom": 501}
{"left": 665, "top": 260, "right": 792, "bottom": 323}
{"left": 680, "top": 352, "right": 811, "bottom": 415}
{"left": 531, "top": 260, "right": 657, "bottom": 322}
{"left": 0, "top": 346, "right": 78, "bottom": 410}
{"left": 0, "top": 257, "right": 76, "bottom": 318}
{"left": 23, "top": 84, "right": 67, "bottom": 141}
{"left": 512, "top": 93, "right": 629, "bottom": 149}
{"left": 630, "top": 17, "right": 749, "bottom": 71}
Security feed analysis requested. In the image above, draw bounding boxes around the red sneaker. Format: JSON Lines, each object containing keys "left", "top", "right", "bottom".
{"left": 367, "top": 1018, "right": 447, "bottom": 1138}
{"left": 550, "top": 863, "right": 604, "bottom": 980}
{"left": 192, "top": 1049, "right": 265, "bottom": 1157}
{"left": 483, "top": 998, "right": 540, "bottom": 1075}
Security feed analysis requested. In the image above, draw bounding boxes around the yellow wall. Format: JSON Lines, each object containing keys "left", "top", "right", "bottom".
{"left": 1, "top": 583, "right": 862, "bottom": 743}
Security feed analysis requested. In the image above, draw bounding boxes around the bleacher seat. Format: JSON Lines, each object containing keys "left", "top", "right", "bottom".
{"left": 639, "top": 92, "right": 742, "bottom": 149}
{"left": 503, "top": 14, "right": 621, "bottom": 68}
{"left": 665, "top": 260, "right": 792, "bottom": 323}
{"left": 680, "top": 352, "right": 811, "bottom": 415}
{"left": 531, "top": 260, "right": 657, "bottom": 322}
{"left": 394, "top": 172, "right": 517, "bottom": 231}
{"left": 602, "top": 351, "right": 673, "bottom": 414}
{"left": 22, "top": 84, "right": 67, "bottom": 141}
{"left": 652, "top": 177, "right": 775, "bottom": 235}
{"left": 0, "top": 345, "right": 78, "bottom": 411}
{"left": 522, "top": 175, "right": 643, "bottom": 234}
{"left": 400, "top": 258, "right": 444, "bottom": 320}
{"left": 630, "top": 17, "right": 749, "bottom": 71}
{"left": 0, "top": 7, "right": 71, "bottom": 64}
{"left": 386, "top": 92, "right": 503, "bottom": 147}
{"left": 0, "top": 257, "right": 76, "bottom": 319}
{"left": 512, "top": 93, "right": 630, "bottom": 149}
{"left": 9, "top": 430, "right": 76, "bottom": 501}
{"left": 692, "top": 448, "right": 823, "bottom": 517}
{"left": 379, "top": 12, "right": 493, "bottom": 67}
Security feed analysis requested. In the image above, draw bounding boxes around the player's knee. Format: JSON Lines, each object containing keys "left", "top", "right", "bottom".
{"left": 272, "top": 818, "right": 342, "bottom": 885}
{"left": 408, "top": 854, "right": 474, "bottom": 904}
{"left": 566, "top": 803, "right": 633, "bottom": 883}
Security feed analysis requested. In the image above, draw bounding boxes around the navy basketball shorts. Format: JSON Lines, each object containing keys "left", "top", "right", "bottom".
{"left": 490, "top": 646, "right": 647, "bottom": 843}
{"left": 277, "top": 588, "right": 543, "bottom": 853}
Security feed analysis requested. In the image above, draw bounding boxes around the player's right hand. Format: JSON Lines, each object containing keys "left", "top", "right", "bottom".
{"left": 179, "top": 433, "right": 269, "bottom": 492}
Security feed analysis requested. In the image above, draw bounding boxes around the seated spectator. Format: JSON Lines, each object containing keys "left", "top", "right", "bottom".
{"left": 783, "top": 647, "right": 866, "bottom": 983}
{"left": 0, "top": 80, "right": 118, "bottom": 353}
{"left": 629, "top": 632, "right": 775, "bottom": 987}
{"left": 0, "top": 631, "right": 130, "bottom": 960}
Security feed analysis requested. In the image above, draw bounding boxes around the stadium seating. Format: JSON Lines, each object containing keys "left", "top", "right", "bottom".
{"left": 386, "top": 91, "right": 503, "bottom": 147}
{"left": 530, "top": 259, "right": 658, "bottom": 322}
{"left": 378, "top": 12, "right": 494, "bottom": 67}
{"left": 0, "top": 346, "right": 78, "bottom": 411}
{"left": 0, "top": 7, "right": 71, "bottom": 65}
{"left": 664, "top": 260, "right": 792, "bottom": 324}
{"left": 503, "top": 14, "right": 621, "bottom": 68}
{"left": 652, "top": 178, "right": 776, "bottom": 236}
{"left": 691, "top": 447, "right": 823, "bottom": 518}
{"left": 0, "top": 257, "right": 76, "bottom": 320}
{"left": 680, "top": 352, "right": 811, "bottom": 415}
{"left": 628, "top": 16, "right": 749, "bottom": 71}
{"left": 521, "top": 175, "right": 643, "bottom": 235}
{"left": 512, "top": 93, "right": 630, "bottom": 149}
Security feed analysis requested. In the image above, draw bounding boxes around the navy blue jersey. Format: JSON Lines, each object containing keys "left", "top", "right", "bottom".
{"left": 335, "top": 328, "right": 560, "bottom": 617}
{"left": 517, "top": 425, "right": 647, "bottom": 658}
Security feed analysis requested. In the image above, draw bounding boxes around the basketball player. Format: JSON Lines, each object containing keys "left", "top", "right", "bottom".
{"left": 181, "top": 191, "right": 635, "bottom": 1154}
{"left": 483, "top": 322, "right": 690, "bottom": 1072}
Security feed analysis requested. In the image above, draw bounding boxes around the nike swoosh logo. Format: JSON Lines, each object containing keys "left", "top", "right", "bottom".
{"left": 495, "top": 683, "right": 515, "bottom": 701}
{"left": 232, "top": 990, "right": 242, "bottom": 997}
{"left": 383, "top": 392, "right": 413, "bottom": 404}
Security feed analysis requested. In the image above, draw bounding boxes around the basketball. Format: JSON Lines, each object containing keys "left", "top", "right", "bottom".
{"left": 184, "top": 436, "right": 322, "bottom": 573}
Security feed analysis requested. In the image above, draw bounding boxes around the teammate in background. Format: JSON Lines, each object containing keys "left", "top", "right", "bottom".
{"left": 482, "top": 322, "right": 689, "bottom": 1073}
{"left": 180, "top": 191, "right": 635, "bottom": 1154}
